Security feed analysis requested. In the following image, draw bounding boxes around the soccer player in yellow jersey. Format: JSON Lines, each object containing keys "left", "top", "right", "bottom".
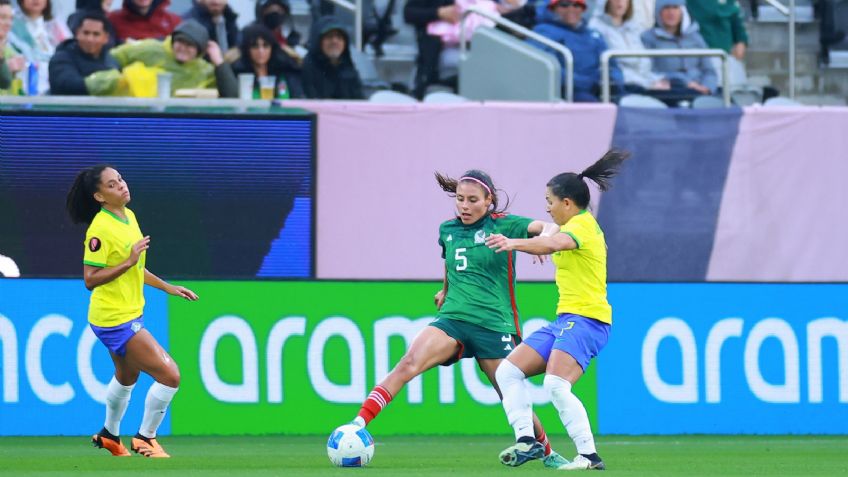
{"left": 66, "top": 165, "right": 199, "bottom": 458}
{"left": 486, "top": 150, "right": 629, "bottom": 471}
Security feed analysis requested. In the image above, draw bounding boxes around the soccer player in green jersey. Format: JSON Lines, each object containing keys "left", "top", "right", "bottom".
{"left": 349, "top": 169, "right": 568, "bottom": 468}
{"left": 66, "top": 165, "right": 199, "bottom": 458}
{"left": 487, "top": 150, "right": 628, "bottom": 471}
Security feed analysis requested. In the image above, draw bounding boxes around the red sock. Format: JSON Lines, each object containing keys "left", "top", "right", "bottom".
{"left": 357, "top": 385, "right": 393, "bottom": 425}
{"left": 536, "top": 429, "right": 552, "bottom": 456}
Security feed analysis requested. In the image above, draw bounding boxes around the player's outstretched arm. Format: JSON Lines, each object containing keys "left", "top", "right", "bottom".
{"left": 526, "top": 220, "right": 560, "bottom": 238}
{"left": 486, "top": 232, "right": 576, "bottom": 256}
{"left": 144, "top": 269, "right": 199, "bottom": 301}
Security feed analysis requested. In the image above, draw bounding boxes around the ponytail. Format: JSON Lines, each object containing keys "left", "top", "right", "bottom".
{"left": 578, "top": 149, "right": 630, "bottom": 192}
{"left": 66, "top": 164, "right": 110, "bottom": 224}
{"left": 548, "top": 149, "right": 629, "bottom": 208}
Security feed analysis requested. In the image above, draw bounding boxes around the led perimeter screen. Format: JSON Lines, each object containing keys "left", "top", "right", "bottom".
{"left": 0, "top": 110, "right": 315, "bottom": 278}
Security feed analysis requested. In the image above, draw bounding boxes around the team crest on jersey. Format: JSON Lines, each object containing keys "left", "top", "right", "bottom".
{"left": 474, "top": 230, "right": 487, "bottom": 244}
{"left": 88, "top": 237, "right": 101, "bottom": 252}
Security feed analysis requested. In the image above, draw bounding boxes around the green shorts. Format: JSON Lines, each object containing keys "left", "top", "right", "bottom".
{"left": 429, "top": 318, "right": 521, "bottom": 366}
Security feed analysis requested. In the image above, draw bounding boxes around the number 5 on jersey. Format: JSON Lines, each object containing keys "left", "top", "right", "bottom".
{"left": 455, "top": 248, "right": 467, "bottom": 271}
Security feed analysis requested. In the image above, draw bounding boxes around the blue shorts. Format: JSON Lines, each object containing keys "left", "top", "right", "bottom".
{"left": 90, "top": 316, "right": 144, "bottom": 357}
{"left": 522, "top": 313, "right": 610, "bottom": 371}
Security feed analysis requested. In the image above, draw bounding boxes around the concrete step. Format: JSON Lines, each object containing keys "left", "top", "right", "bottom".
{"left": 756, "top": 4, "right": 815, "bottom": 22}
{"left": 749, "top": 68, "right": 848, "bottom": 95}
{"left": 746, "top": 20, "right": 821, "bottom": 51}
{"left": 795, "top": 94, "right": 847, "bottom": 105}
{"left": 745, "top": 50, "right": 820, "bottom": 71}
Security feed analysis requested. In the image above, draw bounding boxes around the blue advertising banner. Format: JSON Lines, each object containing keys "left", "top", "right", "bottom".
{"left": 598, "top": 283, "right": 848, "bottom": 434}
{"left": 0, "top": 280, "right": 168, "bottom": 436}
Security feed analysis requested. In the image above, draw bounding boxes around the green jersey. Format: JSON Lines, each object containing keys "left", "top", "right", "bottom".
{"left": 437, "top": 213, "right": 533, "bottom": 334}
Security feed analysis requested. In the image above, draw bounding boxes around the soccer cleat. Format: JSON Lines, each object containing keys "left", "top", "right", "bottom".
{"left": 131, "top": 434, "right": 171, "bottom": 458}
{"left": 542, "top": 451, "right": 570, "bottom": 468}
{"left": 91, "top": 431, "right": 131, "bottom": 457}
{"left": 558, "top": 453, "right": 606, "bottom": 470}
{"left": 499, "top": 440, "right": 546, "bottom": 467}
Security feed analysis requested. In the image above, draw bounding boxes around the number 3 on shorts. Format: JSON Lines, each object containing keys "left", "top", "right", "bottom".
{"left": 455, "top": 248, "right": 467, "bottom": 271}
{"left": 559, "top": 321, "right": 575, "bottom": 336}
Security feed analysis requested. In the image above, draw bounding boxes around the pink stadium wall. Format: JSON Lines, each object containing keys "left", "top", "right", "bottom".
{"left": 286, "top": 101, "right": 618, "bottom": 280}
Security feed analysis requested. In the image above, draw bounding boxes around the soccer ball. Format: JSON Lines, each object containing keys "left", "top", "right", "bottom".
{"left": 326, "top": 424, "right": 375, "bottom": 467}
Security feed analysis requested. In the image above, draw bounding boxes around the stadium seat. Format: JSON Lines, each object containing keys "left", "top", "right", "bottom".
{"left": 692, "top": 95, "right": 726, "bottom": 108}
{"left": 423, "top": 91, "right": 469, "bottom": 103}
{"left": 731, "top": 89, "right": 762, "bottom": 106}
{"left": 619, "top": 94, "right": 668, "bottom": 108}
{"left": 368, "top": 90, "right": 418, "bottom": 103}
{"left": 764, "top": 97, "right": 803, "bottom": 106}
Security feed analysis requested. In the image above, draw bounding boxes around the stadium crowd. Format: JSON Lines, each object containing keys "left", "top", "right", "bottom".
{"left": 0, "top": 0, "right": 837, "bottom": 103}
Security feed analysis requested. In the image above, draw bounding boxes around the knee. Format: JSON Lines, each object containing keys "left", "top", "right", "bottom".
{"left": 160, "top": 362, "right": 181, "bottom": 388}
{"left": 394, "top": 354, "right": 424, "bottom": 381}
{"left": 495, "top": 360, "right": 525, "bottom": 387}
{"left": 543, "top": 374, "right": 571, "bottom": 401}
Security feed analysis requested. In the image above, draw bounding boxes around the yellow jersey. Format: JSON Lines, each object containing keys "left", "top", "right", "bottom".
{"left": 83, "top": 208, "right": 146, "bottom": 327}
{"left": 551, "top": 210, "right": 612, "bottom": 324}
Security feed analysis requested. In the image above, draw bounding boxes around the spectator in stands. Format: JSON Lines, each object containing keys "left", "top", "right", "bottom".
{"left": 183, "top": 0, "right": 238, "bottom": 55}
{"left": 301, "top": 16, "right": 363, "bottom": 99}
{"left": 686, "top": 0, "right": 747, "bottom": 60}
{"left": 108, "top": 0, "right": 181, "bottom": 43}
{"left": 404, "top": 0, "right": 454, "bottom": 98}
{"left": 590, "top": 0, "right": 667, "bottom": 93}
{"left": 641, "top": 0, "right": 717, "bottom": 100}
{"left": 589, "top": 0, "right": 654, "bottom": 30}
{"left": 405, "top": 0, "right": 526, "bottom": 98}
{"left": 1, "top": 0, "right": 25, "bottom": 92}
{"left": 530, "top": 0, "right": 624, "bottom": 101}
{"left": 8, "top": 0, "right": 71, "bottom": 93}
{"left": 69, "top": 0, "right": 114, "bottom": 33}
{"left": 86, "top": 19, "right": 237, "bottom": 97}
{"left": 230, "top": 22, "right": 303, "bottom": 98}
{"left": 255, "top": 0, "right": 303, "bottom": 61}
{"left": 49, "top": 9, "right": 117, "bottom": 95}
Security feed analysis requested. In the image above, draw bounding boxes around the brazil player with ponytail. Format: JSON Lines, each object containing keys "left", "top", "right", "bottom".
{"left": 348, "top": 169, "right": 569, "bottom": 468}
{"left": 67, "top": 165, "right": 198, "bottom": 458}
{"left": 487, "top": 150, "right": 629, "bottom": 471}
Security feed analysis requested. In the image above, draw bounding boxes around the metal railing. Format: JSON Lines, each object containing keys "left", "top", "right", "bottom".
{"left": 760, "top": 0, "right": 796, "bottom": 99}
{"left": 600, "top": 49, "right": 731, "bottom": 106}
{"left": 459, "top": 6, "right": 574, "bottom": 102}
{"left": 325, "top": 0, "right": 363, "bottom": 52}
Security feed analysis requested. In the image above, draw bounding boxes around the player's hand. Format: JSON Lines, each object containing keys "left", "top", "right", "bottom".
{"left": 532, "top": 254, "right": 550, "bottom": 265}
{"left": 434, "top": 289, "right": 446, "bottom": 309}
{"left": 485, "top": 233, "right": 513, "bottom": 253}
{"left": 128, "top": 236, "right": 150, "bottom": 266}
{"left": 168, "top": 285, "right": 199, "bottom": 301}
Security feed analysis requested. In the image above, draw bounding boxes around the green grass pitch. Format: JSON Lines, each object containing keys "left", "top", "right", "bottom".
{"left": 2, "top": 435, "right": 846, "bottom": 476}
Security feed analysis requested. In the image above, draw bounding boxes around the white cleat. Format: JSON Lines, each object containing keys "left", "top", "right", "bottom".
{"left": 558, "top": 454, "right": 606, "bottom": 470}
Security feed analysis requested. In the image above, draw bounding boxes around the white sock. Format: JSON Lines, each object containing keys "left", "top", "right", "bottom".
{"left": 104, "top": 376, "right": 134, "bottom": 436}
{"left": 496, "top": 360, "right": 535, "bottom": 441}
{"left": 544, "top": 374, "right": 596, "bottom": 455}
{"left": 138, "top": 382, "right": 178, "bottom": 439}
